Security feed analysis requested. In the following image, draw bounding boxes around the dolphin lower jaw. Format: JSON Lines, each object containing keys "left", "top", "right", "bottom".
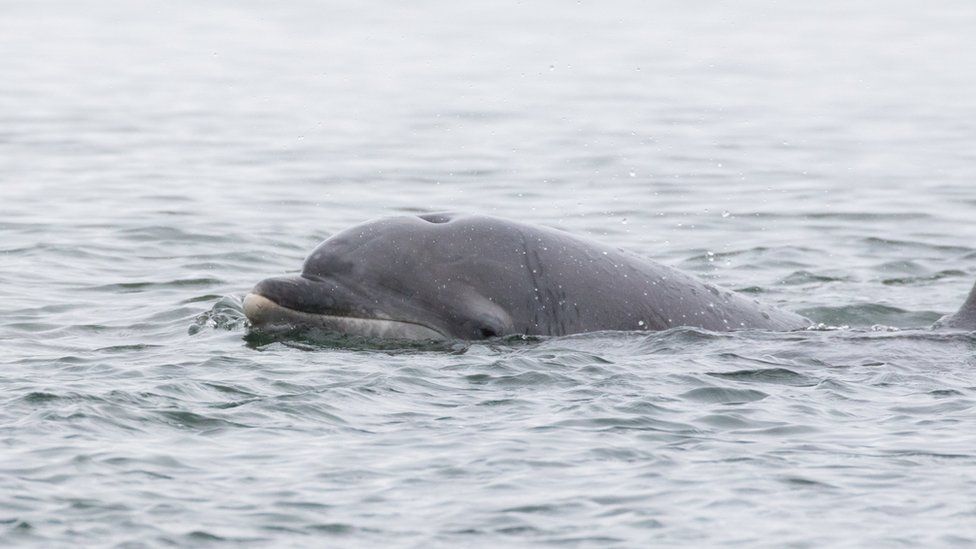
{"left": 243, "top": 293, "right": 446, "bottom": 340}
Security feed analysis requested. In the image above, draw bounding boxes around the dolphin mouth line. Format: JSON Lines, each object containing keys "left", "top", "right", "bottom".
{"left": 242, "top": 293, "right": 447, "bottom": 340}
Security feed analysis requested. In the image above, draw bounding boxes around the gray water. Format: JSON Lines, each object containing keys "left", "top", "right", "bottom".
{"left": 3, "top": 0, "right": 976, "bottom": 546}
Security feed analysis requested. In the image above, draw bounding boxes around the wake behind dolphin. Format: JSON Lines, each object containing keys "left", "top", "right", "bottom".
{"left": 243, "top": 213, "right": 976, "bottom": 340}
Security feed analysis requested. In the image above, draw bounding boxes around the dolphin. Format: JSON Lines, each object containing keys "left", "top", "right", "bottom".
{"left": 243, "top": 213, "right": 976, "bottom": 340}
{"left": 934, "top": 283, "right": 976, "bottom": 330}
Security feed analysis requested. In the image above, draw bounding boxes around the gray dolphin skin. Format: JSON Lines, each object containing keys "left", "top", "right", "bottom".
{"left": 935, "top": 282, "right": 976, "bottom": 330}
{"left": 244, "top": 212, "right": 816, "bottom": 340}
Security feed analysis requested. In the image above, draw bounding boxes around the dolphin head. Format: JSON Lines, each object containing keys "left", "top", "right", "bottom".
{"left": 244, "top": 213, "right": 519, "bottom": 340}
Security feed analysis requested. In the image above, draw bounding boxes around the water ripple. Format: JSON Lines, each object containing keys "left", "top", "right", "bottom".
{"left": 3, "top": 0, "right": 976, "bottom": 545}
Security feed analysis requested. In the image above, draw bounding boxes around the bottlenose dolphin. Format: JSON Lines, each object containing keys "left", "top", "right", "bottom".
{"left": 243, "top": 213, "right": 976, "bottom": 339}
{"left": 935, "top": 284, "right": 976, "bottom": 330}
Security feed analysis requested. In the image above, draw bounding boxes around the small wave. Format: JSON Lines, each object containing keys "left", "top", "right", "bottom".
{"left": 307, "top": 523, "right": 355, "bottom": 534}
{"left": 679, "top": 387, "right": 768, "bottom": 404}
{"left": 697, "top": 413, "right": 754, "bottom": 428}
{"left": 779, "top": 270, "right": 851, "bottom": 285}
{"left": 734, "top": 285, "right": 766, "bottom": 294}
{"left": 882, "top": 269, "right": 967, "bottom": 286}
{"left": 862, "top": 237, "right": 972, "bottom": 254}
{"left": 117, "top": 225, "right": 237, "bottom": 243}
{"left": 87, "top": 278, "right": 224, "bottom": 293}
{"left": 708, "top": 367, "right": 819, "bottom": 387}
{"left": 797, "top": 304, "right": 942, "bottom": 328}
{"left": 94, "top": 344, "right": 164, "bottom": 353}
{"left": 637, "top": 326, "right": 735, "bottom": 353}
{"left": 464, "top": 370, "right": 572, "bottom": 388}
{"left": 875, "top": 260, "right": 927, "bottom": 274}
{"left": 807, "top": 212, "right": 931, "bottom": 221}
{"left": 154, "top": 409, "right": 251, "bottom": 430}
{"left": 779, "top": 475, "right": 836, "bottom": 489}
{"left": 19, "top": 391, "right": 63, "bottom": 404}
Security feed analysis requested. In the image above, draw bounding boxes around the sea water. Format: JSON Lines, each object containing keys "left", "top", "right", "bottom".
{"left": 2, "top": 1, "right": 976, "bottom": 545}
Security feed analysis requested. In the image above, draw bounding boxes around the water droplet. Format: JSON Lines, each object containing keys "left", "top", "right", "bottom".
{"left": 722, "top": 211, "right": 731, "bottom": 218}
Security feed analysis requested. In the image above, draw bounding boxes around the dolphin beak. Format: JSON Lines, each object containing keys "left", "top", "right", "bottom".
{"left": 243, "top": 293, "right": 283, "bottom": 326}
{"left": 243, "top": 274, "right": 341, "bottom": 326}
{"left": 242, "top": 275, "right": 446, "bottom": 340}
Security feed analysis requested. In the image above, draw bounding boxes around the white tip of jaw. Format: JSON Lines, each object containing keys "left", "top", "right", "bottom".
{"left": 243, "top": 293, "right": 279, "bottom": 325}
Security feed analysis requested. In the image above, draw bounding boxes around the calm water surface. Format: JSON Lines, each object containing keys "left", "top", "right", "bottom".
{"left": 3, "top": 0, "right": 976, "bottom": 546}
